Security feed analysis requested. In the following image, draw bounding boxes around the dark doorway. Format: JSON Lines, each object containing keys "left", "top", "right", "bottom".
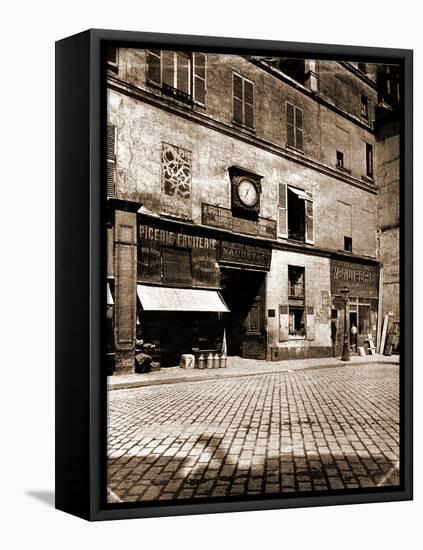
{"left": 220, "top": 268, "right": 266, "bottom": 359}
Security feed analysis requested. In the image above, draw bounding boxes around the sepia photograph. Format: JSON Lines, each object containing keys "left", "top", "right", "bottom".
{"left": 105, "top": 46, "right": 402, "bottom": 505}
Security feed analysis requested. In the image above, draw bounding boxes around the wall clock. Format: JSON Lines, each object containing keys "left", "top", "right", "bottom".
{"left": 237, "top": 177, "right": 259, "bottom": 207}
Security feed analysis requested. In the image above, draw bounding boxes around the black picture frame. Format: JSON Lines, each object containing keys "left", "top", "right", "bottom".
{"left": 55, "top": 29, "right": 413, "bottom": 521}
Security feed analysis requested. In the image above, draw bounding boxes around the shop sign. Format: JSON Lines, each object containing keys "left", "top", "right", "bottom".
{"left": 220, "top": 240, "right": 272, "bottom": 270}
{"left": 331, "top": 259, "right": 379, "bottom": 298}
{"left": 202, "top": 203, "right": 277, "bottom": 240}
{"left": 138, "top": 222, "right": 220, "bottom": 288}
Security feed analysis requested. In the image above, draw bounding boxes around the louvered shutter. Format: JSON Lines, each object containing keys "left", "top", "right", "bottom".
{"left": 306, "top": 306, "right": 315, "bottom": 340}
{"left": 278, "top": 182, "right": 288, "bottom": 238}
{"left": 244, "top": 80, "right": 254, "bottom": 128}
{"left": 193, "top": 53, "right": 206, "bottom": 104}
{"left": 176, "top": 52, "right": 190, "bottom": 94}
{"left": 286, "top": 102, "right": 295, "bottom": 147}
{"left": 279, "top": 305, "right": 289, "bottom": 341}
{"left": 106, "top": 124, "right": 116, "bottom": 198}
{"left": 147, "top": 50, "right": 161, "bottom": 85}
{"left": 295, "top": 107, "right": 303, "bottom": 150}
{"left": 305, "top": 190, "right": 314, "bottom": 244}
{"left": 233, "top": 74, "right": 243, "bottom": 124}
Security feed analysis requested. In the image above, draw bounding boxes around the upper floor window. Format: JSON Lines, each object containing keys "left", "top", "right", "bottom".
{"left": 286, "top": 103, "right": 303, "bottom": 151}
{"left": 233, "top": 73, "right": 254, "bottom": 129}
{"left": 360, "top": 94, "right": 369, "bottom": 120}
{"left": 146, "top": 50, "right": 206, "bottom": 105}
{"left": 278, "top": 183, "right": 314, "bottom": 244}
{"left": 358, "top": 62, "right": 367, "bottom": 74}
{"left": 336, "top": 150, "right": 344, "bottom": 169}
{"left": 365, "top": 142, "right": 374, "bottom": 179}
{"left": 106, "top": 47, "right": 118, "bottom": 73}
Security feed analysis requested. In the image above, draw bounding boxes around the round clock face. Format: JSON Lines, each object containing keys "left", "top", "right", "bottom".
{"left": 237, "top": 178, "right": 258, "bottom": 207}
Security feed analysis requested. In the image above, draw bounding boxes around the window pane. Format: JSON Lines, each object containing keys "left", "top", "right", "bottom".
{"left": 233, "top": 74, "right": 243, "bottom": 100}
{"left": 286, "top": 103, "right": 294, "bottom": 125}
{"left": 244, "top": 103, "right": 254, "bottom": 128}
{"left": 287, "top": 122, "right": 295, "bottom": 146}
{"left": 176, "top": 52, "right": 190, "bottom": 94}
{"left": 234, "top": 97, "right": 243, "bottom": 124}
{"left": 295, "top": 127, "right": 303, "bottom": 150}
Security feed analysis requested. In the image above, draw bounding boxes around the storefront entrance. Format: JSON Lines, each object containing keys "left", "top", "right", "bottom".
{"left": 220, "top": 268, "right": 266, "bottom": 359}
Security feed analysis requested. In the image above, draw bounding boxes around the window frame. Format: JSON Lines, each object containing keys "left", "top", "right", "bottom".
{"left": 344, "top": 236, "right": 353, "bottom": 252}
{"left": 360, "top": 94, "right": 369, "bottom": 120}
{"left": 232, "top": 72, "right": 255, "bottom": 130}
{"left": 286, "top": 101, "right": 304, "bottom": 151}
{"left": 365, "top": 142, "right": 374, "bottom": 179}
{"left": 146, "top": 50, "right": 207, "bottom": 106}
{"left": 288, "top": 305, "right": 306, "bottom": 340}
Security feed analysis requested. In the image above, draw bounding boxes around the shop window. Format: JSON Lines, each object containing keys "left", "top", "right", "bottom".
{"left": 162, "top": 247, "right": 192, "bottom": 285}
{"left": 336, "top": 150, "right": 344, "bottom": 168}
{"left": 289, "top": 306, "right": 306, "bottom": 338}
{"left": 344, "top": 236, "right": 352, "bottom": 252}
{"left": 286, "top": 102, "right": 303, "bottom": 150}
{"left": 106, "top": 123, "right": 117, "bottom": 198}
{"left": 147, "top": 50, "right": 207, "bottom": 104}
{"left": 361, "top": 95, "right": 369, "bottom": 119}
{"left": 233, "top": 73, "right": 254, "bottom": 129}
{"left": 365, "top": 142, "right": 374, "bottom": 178}
{"left": 288, "top": 265, "right": 305, "bottom": 299}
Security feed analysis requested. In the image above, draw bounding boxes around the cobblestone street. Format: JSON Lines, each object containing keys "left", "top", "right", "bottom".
{"left": 107, "top": 363, "right": 400, "bottom": 503}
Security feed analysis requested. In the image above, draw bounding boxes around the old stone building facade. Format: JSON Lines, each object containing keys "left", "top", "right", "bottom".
{"left": 106, "top": 47, "right": 397, "bottom": 373}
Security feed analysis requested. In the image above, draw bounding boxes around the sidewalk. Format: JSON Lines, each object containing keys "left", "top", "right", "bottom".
{"left": 107, "top": 353, "right": 399, "bottom": 391}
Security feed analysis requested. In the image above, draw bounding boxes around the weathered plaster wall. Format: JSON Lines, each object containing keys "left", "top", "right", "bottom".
{"left": 108, "top": 90, "right": 377, "bottom": 258}
{"left": 111, "top": 50, "right": 377, "bottom": 184}
{"left": 266, "top": 250, "right": 332, "bottom": 351}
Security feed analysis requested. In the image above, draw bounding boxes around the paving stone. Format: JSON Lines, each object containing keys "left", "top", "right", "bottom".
{"left": 107, "top": 364, "right": 400, "bottom": 502}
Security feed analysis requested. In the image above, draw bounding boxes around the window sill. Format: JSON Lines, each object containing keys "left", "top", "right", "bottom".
{"left": 289, "top": 335, "right": 306, "bottom": 340}
{"left": 361, "top": 175, "right": 374, "bottom": 184}
{"left": 285, "top": 143, "right": 304, "bottom": 155}
{"left": 336, "top": 165, "right": 351, "bottom": 174}
{"left": 231, "top": 120, "right": 256, "bottom": 134}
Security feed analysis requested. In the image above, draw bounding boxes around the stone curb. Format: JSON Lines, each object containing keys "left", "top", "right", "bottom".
{"left": 107, "top": 357, "right": 399, "bottom": 391}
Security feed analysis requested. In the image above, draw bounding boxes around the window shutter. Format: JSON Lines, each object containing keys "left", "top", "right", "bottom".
{"left": 278, "top": 182, "right": 288, "bottom": 238}
{"left": 279, "top": 305, "right": 289, "bottom": 341}
{"left": 295, "top": 107, "right": 303, "bottom": 150}
{"left": 244, "top": 80, "right": 254, "bottom": 128}
{"left": 306, "top": 306, "right": 315, "bottom": 340}
{"left": 286, "top": 103, "right": 295, "bottom": 147}
{"left": 233, "top": 74, "right": 243, "bottom": 124}
{"left": 193, "top": 53, "right": 206, "bottom": 104}
{"left": 147, "top": 50, "right": 161, "bottom": 85}
{"left": 106, "top": 124, "right": 116, "bottom": 198}
{"left": 305, "top": 191, "right": 314, "bottom": 244}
